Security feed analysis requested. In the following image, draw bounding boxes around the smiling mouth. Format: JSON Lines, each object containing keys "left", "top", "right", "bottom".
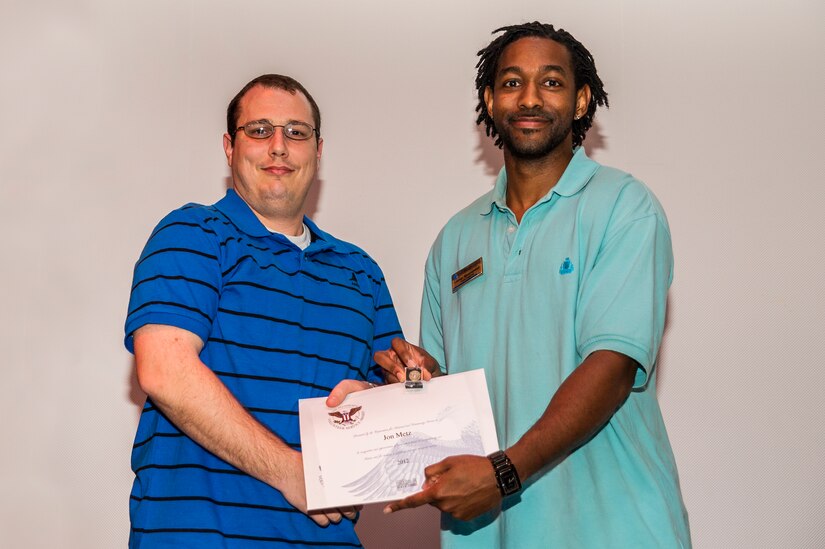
{"left": 509, "top": 115, "right": 551, "bottom": 128}
{"left": 262, "top": 165, "right": 294, "bottom": 175}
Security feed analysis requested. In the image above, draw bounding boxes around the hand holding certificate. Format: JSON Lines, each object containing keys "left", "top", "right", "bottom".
{"left": 299, "top": 369, "right": 498, "bottom": 511}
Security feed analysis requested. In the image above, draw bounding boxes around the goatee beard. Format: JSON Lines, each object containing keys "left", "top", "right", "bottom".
{"left": 500, "top": 126, "right": 569, "bottom": 160}
{"left": 498, "top": 110, "right": 571, "bottom": 160}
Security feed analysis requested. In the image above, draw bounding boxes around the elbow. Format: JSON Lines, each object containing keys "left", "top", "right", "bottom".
{"left": 132, "top": 324, "right": 203, "bottom": 399}
{"left": 135, "top": 358, "right": 162, "bottom": 397}
{"left": 613, "top": 359, "right": 638, "bottom": 409}
{"left": 589, "top": 349, "right": 637, "bottom": 408}
{"left": 133, "top": 330, "right": 171, "bottom": 399}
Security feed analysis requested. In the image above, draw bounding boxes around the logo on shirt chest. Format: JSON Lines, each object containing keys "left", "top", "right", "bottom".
{"left": 559, "top": 257, "right": 574, "bottom": 275}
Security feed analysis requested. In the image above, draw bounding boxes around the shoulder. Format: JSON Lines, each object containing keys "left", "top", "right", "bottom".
{"left": 144, "top": 199, "right": 233, "bottom": 247}
{"left": 337, "top": 239, "right": 383, "bottom": 271}
{"left": 581, "top": 163, "right": 670, "bottom": 232}
{"left": 310, "top": 223, "right": 388, "bottom": 278}
{"left": 131, "top": 201, "right": 233, "bottom": 270}
{"left": 152, "top": 200, "right": 224, "bottom": 233}
{"left": 434, "top": 190, "right": 495, "bottom": 245}
{"left": 422, "top": 190, "right": 495, "bottom": 273}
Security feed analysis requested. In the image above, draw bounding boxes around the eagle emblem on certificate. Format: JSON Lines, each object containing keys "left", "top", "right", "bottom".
{"left": 327, "top": 406, "right": 364, "bottom": 428}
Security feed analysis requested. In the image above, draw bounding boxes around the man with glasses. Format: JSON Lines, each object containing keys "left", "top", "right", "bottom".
{"left": 124, "top": 74, "right": 402, "bottom": 547}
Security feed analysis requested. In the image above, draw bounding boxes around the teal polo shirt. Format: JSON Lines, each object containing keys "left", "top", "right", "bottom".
{"left": 421, "top": 148, "right": 690, "bottom": 548}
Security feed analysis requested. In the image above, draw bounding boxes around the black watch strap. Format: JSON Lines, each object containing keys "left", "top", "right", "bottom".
{"left": 487, "top": 450, "right": 522, "bottom": 496}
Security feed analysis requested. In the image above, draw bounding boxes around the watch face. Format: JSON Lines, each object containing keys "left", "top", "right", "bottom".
{"left": 501, "top": 473, "right": 520, "bottom": 495}
{"left": 489, "top": 451, "right": 521, "bottom": 496}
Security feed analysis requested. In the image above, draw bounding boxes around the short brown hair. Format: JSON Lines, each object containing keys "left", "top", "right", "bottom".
{"left": 226, "top": 74, "right": 321, "bottom": 143}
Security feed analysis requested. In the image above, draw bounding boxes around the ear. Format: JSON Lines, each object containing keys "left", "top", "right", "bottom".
{"left": 575, "top": 84, "right": 591, "bottom": 120}
{"left": 316, "top": 137, "right": 324, "bottom": 162}
{"left": 484, "top": 86, "right": 494, "bottom": 117}
{"left": 223, "top": 133, "right": 234, "bottom": 167}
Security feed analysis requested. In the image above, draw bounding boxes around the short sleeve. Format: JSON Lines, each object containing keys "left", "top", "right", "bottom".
{"left": 420, "top": 237, "right": 447, "bottom": 373}
{"left": 576, "top": 189, "right": 673, "bottom": 388}
{"left": 124, "top": 208, "right": 222, "bottom": 352}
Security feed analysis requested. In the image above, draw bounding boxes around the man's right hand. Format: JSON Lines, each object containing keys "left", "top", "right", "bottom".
{"left": 373, "top": 337, "right": 441, "bottom": 383}
{"left": 279, "top": 450, "right": 360, "bottom": 526}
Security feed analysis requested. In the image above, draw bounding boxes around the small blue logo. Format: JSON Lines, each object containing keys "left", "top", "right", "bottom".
{"left": 559, "top": 257, "right": 574, "bottom": 275}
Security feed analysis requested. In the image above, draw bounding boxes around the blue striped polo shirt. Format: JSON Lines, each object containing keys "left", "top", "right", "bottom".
{"left": 124, "top": 189, "right": 402, "bottom": 548}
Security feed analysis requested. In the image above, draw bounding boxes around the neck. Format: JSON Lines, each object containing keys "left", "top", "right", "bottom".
{"left": 503, "top": 145, "right": 575, "bottom": 223}
{"left": 233, "top": 190, "right": 305, "bottom": 236}
{"left": 255, "top": 212, "right": 305, "bottom": 236}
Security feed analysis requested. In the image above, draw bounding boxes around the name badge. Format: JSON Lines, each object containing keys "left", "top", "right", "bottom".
{"left": 451, "top": 257, "right": 483, "bottom": 293}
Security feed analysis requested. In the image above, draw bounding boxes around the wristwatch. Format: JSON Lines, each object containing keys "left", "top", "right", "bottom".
{"left": 487, "top": 450, "right": 522, "bottom": 496}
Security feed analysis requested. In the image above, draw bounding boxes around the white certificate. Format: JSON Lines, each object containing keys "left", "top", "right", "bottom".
{"left": 298, "top": 369, "right": 499, "bottom": 511}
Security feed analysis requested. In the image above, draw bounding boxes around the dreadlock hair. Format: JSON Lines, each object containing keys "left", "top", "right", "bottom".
{"left": 226, "top": 74, "right": 321, "bottom": 144}
{"left": 475, "top": 22, "right": 608, "bottom": 150}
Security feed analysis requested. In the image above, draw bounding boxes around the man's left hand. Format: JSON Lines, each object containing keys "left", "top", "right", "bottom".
{"left": 383, "top": 455, "right": 502, "bottom": 521}
{"left": 326, "top": 379, "right": 374, "bottom": 408}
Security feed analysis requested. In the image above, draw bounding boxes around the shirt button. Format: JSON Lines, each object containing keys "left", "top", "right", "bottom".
{"left": 507, "top": 225, "right": 516, "bottom": 234}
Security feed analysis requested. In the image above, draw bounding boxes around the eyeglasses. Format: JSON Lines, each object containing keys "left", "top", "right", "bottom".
{"left": 234, "top": 120, "right": 318, "bottom": 141}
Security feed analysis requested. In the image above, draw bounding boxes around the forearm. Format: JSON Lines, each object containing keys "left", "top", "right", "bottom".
{"left": 135, "top": 325, "right": 295, "bottom": 491}
{"left": 506, "top": 350, "right": 637, "bottom": 481}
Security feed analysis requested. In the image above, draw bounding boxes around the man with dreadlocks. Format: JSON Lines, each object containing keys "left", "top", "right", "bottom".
{"left": 373, "top": 22, "right": 691, "bottom": 547}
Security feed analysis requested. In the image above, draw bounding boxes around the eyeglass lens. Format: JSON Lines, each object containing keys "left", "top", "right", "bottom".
{"left": 241, "top": 121, "right": 314, "bottom": 140}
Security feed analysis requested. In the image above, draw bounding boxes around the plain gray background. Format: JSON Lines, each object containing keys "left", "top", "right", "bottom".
{"left": 1, "top": 1, "right": 822, "bottom": 547}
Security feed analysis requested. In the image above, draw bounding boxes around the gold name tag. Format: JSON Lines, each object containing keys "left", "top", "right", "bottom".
{"left": 451, "top": 257, "right": 483, "bottom": 293}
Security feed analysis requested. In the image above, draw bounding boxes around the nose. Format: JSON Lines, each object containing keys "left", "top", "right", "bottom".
{"left": 518, "top": 81, "right": 543, "bottom": 110}
{"left": 267, "top": 130, "right": 288, "bottom": 157}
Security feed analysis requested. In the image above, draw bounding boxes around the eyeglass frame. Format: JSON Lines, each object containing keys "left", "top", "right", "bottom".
{"left": 232, "top": 119, "right": 320, "bottom": 142}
